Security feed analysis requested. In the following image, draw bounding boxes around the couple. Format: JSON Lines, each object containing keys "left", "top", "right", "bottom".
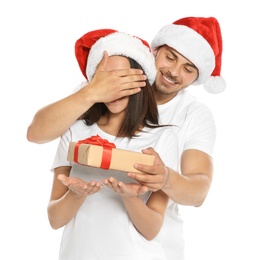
{"left": 27, "top": 17, "right": 225, "bottom": 260}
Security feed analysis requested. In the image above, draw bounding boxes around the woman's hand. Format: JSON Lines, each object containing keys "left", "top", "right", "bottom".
{"left": 102, "top": 177, "right": 148, "bottom": 197}
{"left": 57, "top": 174, "right": 103, "bottom": 196}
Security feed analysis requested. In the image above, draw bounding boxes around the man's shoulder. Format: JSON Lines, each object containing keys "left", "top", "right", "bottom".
{"left": 175, "top": 90, "right": 212, "bottom": 113}
{"left": 159, "top": 89, "right": 214, "bottom": 126}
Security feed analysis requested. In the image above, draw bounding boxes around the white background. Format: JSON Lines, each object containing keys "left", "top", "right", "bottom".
{"left": 1, "top": 0, "right": 259, "bottom": 259}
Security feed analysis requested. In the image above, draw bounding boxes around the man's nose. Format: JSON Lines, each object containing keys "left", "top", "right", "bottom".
{"left": 168, "top": 65, "right": 181, "bottom": 77}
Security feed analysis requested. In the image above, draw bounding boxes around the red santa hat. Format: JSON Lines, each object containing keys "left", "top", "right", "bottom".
{"left": 75, "top": 29, "right": 156, "bottom": 85}
{"left": 151, "top": 17, "right": 226, "bottom": 94}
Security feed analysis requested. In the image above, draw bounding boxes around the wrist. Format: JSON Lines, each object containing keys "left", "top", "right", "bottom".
{"left": 75, "top": 84, "right": 96, "bottom": 108}
{"left": 161, "top": 166, "right": 172, "bottom": 190}
{"left": 161, "top": 166, "right": 170, "bottom": 189}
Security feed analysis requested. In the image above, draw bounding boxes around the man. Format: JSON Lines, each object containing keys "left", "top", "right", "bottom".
{"left": 27, "top": 17, "right": 225, "bottom": 259}
{"left": 129, "top": 16, "right": 226, "bottom": 206}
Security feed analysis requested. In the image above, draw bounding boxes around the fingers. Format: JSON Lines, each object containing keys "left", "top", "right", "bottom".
{"left": 57, "top": 175, "right": 102, "bottom": 195}
{"left": 102, "top": 177, "right": 123, "bottom": 192}
{"left": 133, "top": 163, "right": 159, "bottom": 175}
{"left": 88, "top": 68, "right": 147, "bottom": 104}
{"left": 141, "top": 147, "right": 157, "bottom": 155}
{"left": 83, "top": 181, "right": 103, "bottom": 195}
{"left": 102, "top": 177, "right": 147, "bottom": 196}
{"left": 96, "top": 51, "right": 147, "bottom": 82}
{"left": 141, "top": 147, "right": 166, "bottom": 168}
{"left": 95, "top": 51, "right": 109, "bottom": 72}
{"left": 102, "top": 70, "right": 147, "bottom": 91}
{"left": 118, "top": 86, "right": 142, "bottom": 97}
{"left": 127, "top": 165, "right": 167, "bottom": 192}
{"left": 130, "top": 147, "right": 160, "bottom": 174}
{"left": 118, "top": 72, "right": 147, "bottom": 87}
{"left": 70, "top": 181, "right": 102, "bottom": 195}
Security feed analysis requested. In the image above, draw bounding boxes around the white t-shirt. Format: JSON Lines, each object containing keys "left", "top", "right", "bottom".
{"left": 158, "top": 89, "right": 216, "bottom": 157}
{"left": 52, "top": 121, "right": 179, "bottom": 260}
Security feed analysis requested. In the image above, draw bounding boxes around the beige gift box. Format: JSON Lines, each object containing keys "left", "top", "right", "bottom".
{"left": 67, "top": 140, "right": 155, "bottom": 173}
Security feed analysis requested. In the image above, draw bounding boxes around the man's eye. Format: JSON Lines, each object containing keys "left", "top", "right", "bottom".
{"left": 166, "top": 55, "right": 175, "bottom": 61}
{"left": 184, "top": 67, "right": 192, "bottom": 73}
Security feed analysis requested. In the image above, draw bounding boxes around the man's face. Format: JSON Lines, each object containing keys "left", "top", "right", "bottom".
{"left": 153, "top": 45, "right": 199, "bottom": 104}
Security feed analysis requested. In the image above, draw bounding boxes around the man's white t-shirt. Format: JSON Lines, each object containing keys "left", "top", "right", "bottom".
{"left": 158, "top": 89, "right": 216, "bottom": 158}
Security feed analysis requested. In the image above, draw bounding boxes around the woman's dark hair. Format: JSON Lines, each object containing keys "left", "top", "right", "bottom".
{"left": 82, "top": 56, "right": 162, "bottom": 138}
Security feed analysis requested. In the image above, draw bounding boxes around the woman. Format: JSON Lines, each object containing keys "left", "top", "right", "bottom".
{"left": 48, "top": 29, "right": 178, "bottom": 260}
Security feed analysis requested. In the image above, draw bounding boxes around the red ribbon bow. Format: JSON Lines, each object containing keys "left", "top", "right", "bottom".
{"left": 74, "top": 135, "right": 116, "bottom": 169}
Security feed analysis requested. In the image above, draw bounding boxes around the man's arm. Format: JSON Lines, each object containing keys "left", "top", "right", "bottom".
{"left": 163, "top": 149, "right": 213, "bottom": 206}
{"left": 129, "top": 148, "right": 213, "bottom": 207}
{"left": 27, "top": 87, "right": 93, "bottom": 143}
{"left": 27, "top": 52, "right": 147, "bottom": 144}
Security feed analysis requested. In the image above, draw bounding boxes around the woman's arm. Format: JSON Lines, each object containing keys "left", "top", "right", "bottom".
{"left": 103, "top": 177, "right": 168, "bottom": 240}
{"left": 123, "top": 190, "right": 168, "bottom": 240}
{"left": 48, "top": 166, "right": 102, "bottom": 229}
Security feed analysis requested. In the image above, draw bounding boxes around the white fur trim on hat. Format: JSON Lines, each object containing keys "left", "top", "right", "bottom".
{"left": 86, "top": 32, "right": 156, "bottom": 85}
{"left": 204, "top": 75, "right": 226, "bottom": 94}
{"left": 151, "top": 24, "right": 215, "bottom": 86}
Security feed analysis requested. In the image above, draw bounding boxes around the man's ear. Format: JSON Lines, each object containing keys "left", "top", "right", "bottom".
{"left": 153, "top": 48, "right": 160, "bottom": 59}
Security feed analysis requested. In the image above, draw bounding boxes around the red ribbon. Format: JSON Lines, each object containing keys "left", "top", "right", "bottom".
{"left": 74, "top": 135, "right": 116, "bottom": 169}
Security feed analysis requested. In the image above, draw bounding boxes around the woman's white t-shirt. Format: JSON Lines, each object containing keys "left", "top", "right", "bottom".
{"left": 52, "top": 121, "right": 179, "bottom": 260}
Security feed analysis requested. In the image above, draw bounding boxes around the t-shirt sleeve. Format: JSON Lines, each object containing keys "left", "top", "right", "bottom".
{"left": 51, "top": 129, "right": 72, "bottom": 171}
{"left": 183, "top": 105, "right": 216, "bottom": 157}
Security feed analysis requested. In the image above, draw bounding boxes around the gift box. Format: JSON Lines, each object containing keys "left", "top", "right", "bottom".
{"left": 67, "top": 135, "right": 155, "bottom": 173}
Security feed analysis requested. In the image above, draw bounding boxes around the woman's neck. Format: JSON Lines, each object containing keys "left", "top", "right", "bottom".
{"left": 97, "top": 113, "right": 124, "bottom": 136}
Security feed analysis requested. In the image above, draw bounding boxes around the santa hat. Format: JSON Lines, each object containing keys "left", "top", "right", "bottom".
{"left": 75, "top": 29, "right": 156, "bottom": 85}
{"left": 151, "top": 17, "right": 226, "bottom": 94}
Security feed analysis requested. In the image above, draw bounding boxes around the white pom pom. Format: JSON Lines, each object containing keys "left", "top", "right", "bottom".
{"left": 204, "top": 76, "right": 226, "bottom": 94}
